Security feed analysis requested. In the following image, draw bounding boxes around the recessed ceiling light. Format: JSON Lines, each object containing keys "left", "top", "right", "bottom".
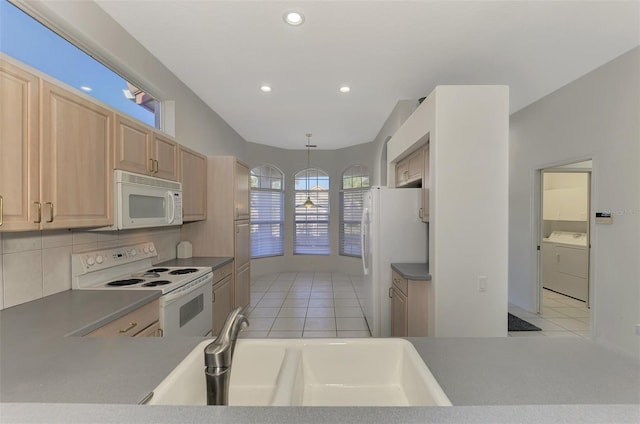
{"left": 80, "top": 86, "right": 92, "bottom": 92}
{"left": 283, "top": 11, "right": 304, "bottom": 26}
{"left": 260, "top": 85, "right": 272, "bottom": 93}
{"left": 339, "top": 86, "right": 351, "bottom": 93}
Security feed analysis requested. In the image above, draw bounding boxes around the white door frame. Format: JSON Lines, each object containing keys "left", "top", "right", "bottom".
{"left": 532, "top": 158, "right": 594, "bottom": 337}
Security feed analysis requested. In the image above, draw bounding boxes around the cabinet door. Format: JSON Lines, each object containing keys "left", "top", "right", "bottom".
{"left": 407, "top": 148, "right": 424, "bottom": 181}
{"left": 40, "top": 82, "right": 113, "bottom": 229}
{"left": 235, "top": 160, "right": 250, "bottom": 219}
{"left": 421, "top": 146, "right": 430, "bottom": 223}
{"left": 212, "top": 274, "right": 234, "bottom": 336}
{"left": 0, "top": 60, "right": 39, "bottom": 231}
{"left": 114, "top": 114, "right": 152, "bottom": 175}
{"left": 390, "top": 285, "right": 408, "bottom": 337}
{"left": 395, "top": 160, "right": 409, "bottom": 187}
{"left": 235, "top": 220, "right": 250, "bottom": 269}
{"left": 153, "top": 133, "right": 179, "bottom": 181}
{"left": 235, "top": 264, "right": 250, "bottom": 310}
{"left": 180, "top": 145, "right": 207, "bottom": 221}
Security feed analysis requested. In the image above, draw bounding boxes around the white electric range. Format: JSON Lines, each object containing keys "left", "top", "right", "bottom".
{"left": 72, "top": 242, "right": 213, "bottom": 337}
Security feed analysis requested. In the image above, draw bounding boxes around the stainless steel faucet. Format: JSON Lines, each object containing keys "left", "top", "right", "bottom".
{"left": 204, "top": 307, "right": 249, "bottom": 405}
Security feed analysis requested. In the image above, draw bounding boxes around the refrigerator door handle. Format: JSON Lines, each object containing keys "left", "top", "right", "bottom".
{"left": 361, "top": 207, "right": 369, "bottom": 275}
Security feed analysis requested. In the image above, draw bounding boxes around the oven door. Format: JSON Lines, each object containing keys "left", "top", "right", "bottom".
{"left": 160, "top": 274, "right": 213, "bottom": 337}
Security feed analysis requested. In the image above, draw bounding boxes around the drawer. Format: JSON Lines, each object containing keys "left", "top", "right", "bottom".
{"left": 392, "top": 270, "right": 408, "bottom": 296}
{"left": 212, "top": 262, "right": 234, "bottom": 283}
{"left": 86, "top": 299, "right": 159, "bottom": 337}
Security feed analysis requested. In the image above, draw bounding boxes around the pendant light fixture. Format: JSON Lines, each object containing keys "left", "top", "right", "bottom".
{"left": 303, "top": 133, "right": 315, "bottom": 208}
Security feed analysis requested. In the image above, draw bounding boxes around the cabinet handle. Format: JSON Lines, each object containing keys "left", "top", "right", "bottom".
{"left": 154, "top": 159, "right": 159, "bottom": 173}
{"left": 212, "top": 291, "right": 216, "bottom": 303}
{"left": 33, "top": 201, "right": 42, "bottom": 223}
{"left": 389, "top": 287, "right": 393, "bottom": 298}
{"left": 45, "top": 202, "right": 54, "bottom": 223}
{"left": 149, "top": 158, "right": 155, "bottom": 173}
{"left": 119, "top": 322, "right": 138, "bottom": 334}
{"left": 0, "top": 195, "right": 3, "bottom": 227}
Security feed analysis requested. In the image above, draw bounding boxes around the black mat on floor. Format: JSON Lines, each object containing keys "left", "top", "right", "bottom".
{"left": 508, "top": 313, "right": 542, "bottom": 331}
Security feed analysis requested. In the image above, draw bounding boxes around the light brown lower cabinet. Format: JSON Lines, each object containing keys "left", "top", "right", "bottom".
{"left": 235, "top": 264, "right": 250, "bottom": 310}
{"left": 212, "top": 262, "right": 234, "bottom": 336}
{"left": 85, "top": 299, "right": 160, "bottom": 337}
{"left": 390, "top": 270, "right": 428, "bottom": 337}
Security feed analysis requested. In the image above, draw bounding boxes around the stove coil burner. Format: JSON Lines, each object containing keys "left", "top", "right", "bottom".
{"left": 107, "top": 278, "right": 144, "bottom": 287}
{"left": 147, "top": 268, "right": 169, "bottom": 273}
{"left": 143, "top": 280, "right": 172, "bottom": 287}
{"left": 169, "top": 268, "right": 199, "bottom": 275}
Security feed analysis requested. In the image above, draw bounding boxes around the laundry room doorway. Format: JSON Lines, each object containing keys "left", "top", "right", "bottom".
{"left": 536, "top": 160, "right": 592, "bottom": 338}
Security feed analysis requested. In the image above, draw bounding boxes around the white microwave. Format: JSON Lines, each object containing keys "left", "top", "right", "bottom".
{"left": 95, "top": 170, "right": 183, "bottom": 230}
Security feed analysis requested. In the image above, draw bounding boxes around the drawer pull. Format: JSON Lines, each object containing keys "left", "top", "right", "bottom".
{"left": 119, "top": 322, "right": 138, "bottom": 334}
{"left": 33, "top": 201, "right": 42, "bottom": 223}
{"left": 389, "top": 287, "right": 393, "bottom": 298}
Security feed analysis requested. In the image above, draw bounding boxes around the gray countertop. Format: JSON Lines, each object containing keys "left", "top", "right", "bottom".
{"left": 1, "top": 288, "right": 638, "bottom": 423}
{"left": 156, "top": 256, "right": 233, "bottom": 270}
{"left": 391, "top": 262, "right": 431, "bottom": 280}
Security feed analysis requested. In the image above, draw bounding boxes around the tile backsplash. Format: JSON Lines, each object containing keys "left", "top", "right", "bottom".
{"left": 0, "top": 227, "right": 181, "bottom": 310}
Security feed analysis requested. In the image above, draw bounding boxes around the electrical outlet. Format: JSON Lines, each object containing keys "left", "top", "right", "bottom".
{"left": 478, "top": 276, "right": 488, "bottom": 292}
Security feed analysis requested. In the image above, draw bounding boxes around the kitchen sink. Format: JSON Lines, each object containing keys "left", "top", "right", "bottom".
{"left": 148, "top": 338, "right": 451, "bottom": 407}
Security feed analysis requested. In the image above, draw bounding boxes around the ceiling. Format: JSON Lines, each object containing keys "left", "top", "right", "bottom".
{"left": 95, "top": 1, "right": 639, "bottom": 150}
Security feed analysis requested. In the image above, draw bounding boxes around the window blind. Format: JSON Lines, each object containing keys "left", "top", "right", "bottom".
{"left": 250, "top": 165, "right": 284, "bottom": 258}
{"left": 294, "top": 190, "right": 330, "bottom": 255}
{"left": 339, "top": 189, "right": 365, "bottom": 257}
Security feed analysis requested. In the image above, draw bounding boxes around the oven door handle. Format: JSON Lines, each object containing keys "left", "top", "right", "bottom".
{"left": 162, "top": 274, "right": 212, "bottom": 304}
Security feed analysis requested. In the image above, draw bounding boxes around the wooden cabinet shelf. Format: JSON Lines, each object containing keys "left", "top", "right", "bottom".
{"left": 212, "top": 262, "right": 234, "bottom": 336}
{"left": 395, "top": 147, "right": 425, "bottom": 188}
{"left": 179, "top": 145, "right": 207, "bottom": 222}
{"left": 390, "top": 270, "right": 428, "bottom": 337}
{"left": 114, "top": 114, "right": 178, "bottom": 181}
{"left": 1, "top": 58, "right": 113, "bottom": 231}
{"left": 85, "top": 299, "right": 160, "bottom": 337}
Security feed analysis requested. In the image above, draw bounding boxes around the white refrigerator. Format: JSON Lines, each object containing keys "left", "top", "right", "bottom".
{"left": 357, "top": 187, "right": 427, "bottom": 337}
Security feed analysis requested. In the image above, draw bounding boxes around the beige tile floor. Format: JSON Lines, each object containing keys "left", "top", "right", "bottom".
{"left": 508, "top": 288, "right": 591, "bottom": 338}
{"left": 241, "top": 272, "right": 371, "bottom": 338}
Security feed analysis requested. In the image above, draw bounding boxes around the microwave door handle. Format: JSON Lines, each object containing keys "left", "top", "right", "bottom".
{"left": 167, "top": 192, "right": 176, "bottom": 224}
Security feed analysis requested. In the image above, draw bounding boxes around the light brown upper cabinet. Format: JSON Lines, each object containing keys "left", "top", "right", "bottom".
{"left": 0, "top": 60, "right": 40, "bottom": 231}
{"left": 114, "top": 114, "right": 178, "bottom": 181}
{"left": 420, "top": 144, "right": 430, "bottom": 223}
{"left": 179, "top": 145, "right": 207, "bottom": 222}
{"left": 39, "top": 82, "right": 113, "bottom": 229}
{"left": 395, "top": 147, "right": 424, "bottom": 187}
{"left": 235, "top": 160, "right": 250, "bottom": 220}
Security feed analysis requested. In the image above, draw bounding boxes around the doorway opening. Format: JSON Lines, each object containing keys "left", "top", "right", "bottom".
{"left": 536, "top": 160, "right": 592, "bottom": 338}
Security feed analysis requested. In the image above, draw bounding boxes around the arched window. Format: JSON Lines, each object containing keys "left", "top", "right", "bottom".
{"left": 340, "top": 165, "right": 370, "bottom": 257}
{"left": 294, "top": 168, "right": 330, "bottom": 255}
{"left": 250, "top": 165, "right": 284, "bottom": 258}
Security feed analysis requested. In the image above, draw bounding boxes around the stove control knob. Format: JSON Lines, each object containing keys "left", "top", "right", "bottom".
{"left": 86, "top": 256, "right": 95, "bottom": 266}
{"left": 96, "top": 255, "right": 104, "bottom": 264}
{"left": 129, "top": 249, "right": 137, "bottom": 257}
{"left": 143, "top": 246, "right": 149, "bottom": 254}
{"left": 149, "top": 245, "right": 155, "bottom": 253}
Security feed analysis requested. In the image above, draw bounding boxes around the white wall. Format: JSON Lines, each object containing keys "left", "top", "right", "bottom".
{"left": 13, "top": 0, "right": 247, "bottom": 158}
{"left": 245, "top": 142, "right": 376, "bottom": 277}
{"left": 509, "top": 47, "right": 640, "bottom": 356}
{"left": 369, "top": 100, "right": 417, "bottom": 186}
{"left": 431, "top": 86, "right": 509, "bottom": 337}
